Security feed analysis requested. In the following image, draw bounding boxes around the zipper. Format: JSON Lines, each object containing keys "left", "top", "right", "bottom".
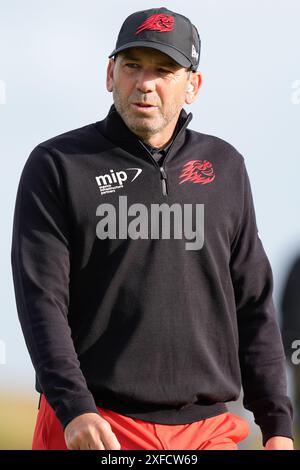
{"left": 139, "top": 113, "right": 193, "bottom": 197}
{"left": 160, "top": 166, "right": 168, "bottom": 196}
{"left": 139, "top": 143, "right": 169, "bottom": 196}
{"left": 159, "top": 112, "right": 192, "bottom": 196}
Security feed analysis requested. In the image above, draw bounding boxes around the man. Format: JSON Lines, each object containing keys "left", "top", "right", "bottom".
{"left": 11, "top": 7, "right": 293, "bottom": 450}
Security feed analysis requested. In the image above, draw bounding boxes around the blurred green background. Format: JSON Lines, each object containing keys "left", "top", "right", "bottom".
{"left": 0, "top": 392, "right": 38, "bottom": 449}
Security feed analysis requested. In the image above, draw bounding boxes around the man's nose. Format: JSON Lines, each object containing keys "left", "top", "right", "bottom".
{"left": 136, "top": 71, "right": 157, "bottom": 93}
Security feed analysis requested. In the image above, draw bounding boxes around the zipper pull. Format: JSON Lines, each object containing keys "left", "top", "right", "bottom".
{"left": 160, "top": 166, "right": 168, "bottom": 196}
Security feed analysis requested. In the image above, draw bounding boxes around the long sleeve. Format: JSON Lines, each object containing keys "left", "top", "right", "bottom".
{"left": 229, "top": 159, "right": 293, "bottom": 446}
{"left": 11, "top": 145, "right": 99, "bottom": 428}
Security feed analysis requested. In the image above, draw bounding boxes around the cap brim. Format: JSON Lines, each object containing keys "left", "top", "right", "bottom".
{"left": 108, "top": 41, "right": 192, "bottom": 69}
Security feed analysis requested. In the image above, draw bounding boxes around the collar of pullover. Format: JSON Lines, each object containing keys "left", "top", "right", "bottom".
{"left": 96, "top": 104, "right": 193, "bottom": 165}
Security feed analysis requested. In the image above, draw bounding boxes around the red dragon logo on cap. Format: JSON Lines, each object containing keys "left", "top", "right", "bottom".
{"left": 135, "top": 14, "right": 175, "bottom": 35}
{"left": 179, "top": 160, "right": 215, "bottom": 185}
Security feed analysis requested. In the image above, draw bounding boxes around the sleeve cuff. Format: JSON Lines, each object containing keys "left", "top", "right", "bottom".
{"left": 54, "top": 394, "right": 101, "bottom": 429}
{"left": 256, "top": 414, "right": 294, "bottom": 447}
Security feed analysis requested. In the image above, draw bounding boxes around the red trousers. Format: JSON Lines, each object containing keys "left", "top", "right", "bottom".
{"left": 32, "top": 395, "right": 250, "bottom": 450}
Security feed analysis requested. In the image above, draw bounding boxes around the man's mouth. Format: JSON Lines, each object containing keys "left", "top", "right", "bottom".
{"left": 132, "top": 102, "right": 158, "bottom": 110}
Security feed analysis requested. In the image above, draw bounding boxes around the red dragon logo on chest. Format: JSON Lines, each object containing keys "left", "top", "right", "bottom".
{"left": 179, "top": 160, "right": 215, "bottom": 185}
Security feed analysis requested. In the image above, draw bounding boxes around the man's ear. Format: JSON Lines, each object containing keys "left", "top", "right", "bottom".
{"left": 106, "top": 58, "right": 115, "bottom": 92}
{"left": 185, "top": 72, "right": 202, "bottom": 104}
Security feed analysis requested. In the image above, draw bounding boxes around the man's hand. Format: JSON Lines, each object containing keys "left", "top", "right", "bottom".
{"left": 264, "top": 436, "right": 294, "bottom": 450}
{"left": 64, "top": 412, "right": 121, "bottom": 450}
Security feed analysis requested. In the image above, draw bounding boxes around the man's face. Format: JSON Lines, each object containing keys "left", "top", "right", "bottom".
{"left": 106, "top": 47, "right": 197, "bottom": 142}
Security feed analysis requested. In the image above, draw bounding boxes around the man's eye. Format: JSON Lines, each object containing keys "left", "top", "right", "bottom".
{"left": 125, "top": 63, "right": 140, "bottom": 69}
{"left": 158, "top": 68, "right": 172, "bottom": 74}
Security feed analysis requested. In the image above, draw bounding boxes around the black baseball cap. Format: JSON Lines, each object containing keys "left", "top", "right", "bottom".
{"left": 109, "top": 7, "right": 201, "bottom": 71}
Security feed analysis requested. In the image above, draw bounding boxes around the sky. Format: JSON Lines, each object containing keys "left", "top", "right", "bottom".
{"left": 0, "top": 0, "right": 299, "bottom": 393}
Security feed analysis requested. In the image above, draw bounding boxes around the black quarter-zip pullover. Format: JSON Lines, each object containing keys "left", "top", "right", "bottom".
{"left": 11, "top": 104, "right": 293, "bottom": 445}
